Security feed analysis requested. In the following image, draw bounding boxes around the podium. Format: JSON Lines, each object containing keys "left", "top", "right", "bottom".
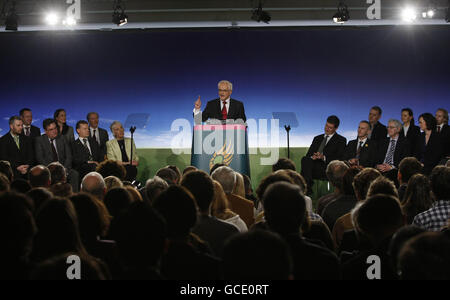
{"left": 191, "top": 124, "right": 250, "bottom": 176}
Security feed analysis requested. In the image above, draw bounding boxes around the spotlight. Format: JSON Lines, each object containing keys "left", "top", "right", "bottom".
{"left": 4, "top": 1, "right": 18, "bottom": 31}
{"left": 422, "top": 2, "right": 436, "bottom": 18}
{"left": 251, "top": 1, "right": 271, "bottom": 24}
{"left": 333, "top": 2, "right": 350, "bottom": 24}
{"left": 63, "top": 16, "right": 77, "bottom": 26}
{"left": 112, "top": 0, "right": 128, "bottom": 26}
{"left": 45, "top": 12, "right": 60, "bottom": 26}
{"left": 401, "top": 7, "right": 417, "bottom": 22}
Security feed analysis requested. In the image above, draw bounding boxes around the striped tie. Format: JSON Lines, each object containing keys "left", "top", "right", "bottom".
{"left": 384, "top": 139, "right": 396, "bottom": 165}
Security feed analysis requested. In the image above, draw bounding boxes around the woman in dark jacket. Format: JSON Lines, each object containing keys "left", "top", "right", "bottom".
{"left": 54, "top": 108, "right": 75, "bottom": 145}
{"left": 400, "top": 108, "right": 420, "bottom": 155}
{"left": 416, "top": 113, "right": 443, "bottom": 175}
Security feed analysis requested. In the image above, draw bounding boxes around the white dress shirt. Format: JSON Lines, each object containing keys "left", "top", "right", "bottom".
{"left": 89, "top": 127, "right": 100, "bottom": 144}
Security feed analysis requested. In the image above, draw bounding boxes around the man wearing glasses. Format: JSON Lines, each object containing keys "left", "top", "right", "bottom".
{"left": 193, "top": 80, "right": 246, "bottom": 123}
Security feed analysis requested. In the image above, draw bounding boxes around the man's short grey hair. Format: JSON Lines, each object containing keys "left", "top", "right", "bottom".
{"left": 211, "top": 166, "right": 236, "bottom": 194}
{"left": 326, "top": 160, "right": 349, "bottom": 189}
{"left": 218, "top": 80, "right": 233, "bottom": 91}
{"left": 145, "top": 176, "right": 169, "bottom": 201}
{"left": 104, "top": 175, "right": 123, "bottom": 191}
{"left": 81, "top": 172, "right": 106, "bottom": 199}
{"left": 388, "top": 119, "right": 402, "bottom": 130}
{"left": 110, "top": 121, "right": 123, "bottom": 132}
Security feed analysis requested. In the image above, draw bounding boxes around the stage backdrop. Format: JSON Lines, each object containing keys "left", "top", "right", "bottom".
{"left": 1, "top": 27, "right": 449, "bottom": 180}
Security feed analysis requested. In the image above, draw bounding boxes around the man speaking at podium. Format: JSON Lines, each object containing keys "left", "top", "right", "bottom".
{"left": 193, "top": 80, "right": 247, "bottom": 122}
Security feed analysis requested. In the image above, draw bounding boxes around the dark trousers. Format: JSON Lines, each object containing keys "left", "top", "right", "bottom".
{"left": 301, "top": 156, "right": 327, "bottom": 189}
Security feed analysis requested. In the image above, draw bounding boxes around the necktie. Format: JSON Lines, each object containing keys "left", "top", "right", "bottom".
{"left": 437, "top": 126, "right": 441, "bottom": 133}
{"left": 221, "top": 101, "right": 228, "bottom": 120}
{"left": 356, "top": 141, "right": 363, "bottom": 159}
{"left": 83, "top": 138, "right": 93, "bottom": 160}
{"left": 317, "top": 135, "right": 329, "bottom": 153}
{"left": 25, "top": 127, "right": 30, "bottom": 136}
{"left": 93, "top": 129, "right": 100, "bottom": 144}
{"left": 13, "top": 135, "right": 20, "bottom": 149}
{"left": 50, "top": 139, "right": 59, "bottom": 162}
{"left": 384, "top": 139, "right": 396, "bottom": 165}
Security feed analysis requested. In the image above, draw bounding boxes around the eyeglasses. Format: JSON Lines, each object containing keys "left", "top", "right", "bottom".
{"left": 218, "top": 89, "right": 230, "bottom": 92}
{"left": 387, "top": 126, "right": 398, "bottom": 129}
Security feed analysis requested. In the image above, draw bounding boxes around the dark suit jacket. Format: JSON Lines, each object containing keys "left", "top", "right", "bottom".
{"left": 306, "top": 133, "right": 347, "bottom": 165}
{"left": 35, "top": 134, "right": 72, "bottom": 170}
{"left": 375, "top": 135, "right": 410, "bottom": 168}
{"left": 438, "top": 124, "right": 450, "bottom": 157}
{"left": 415, "top": 132, "right": 444, "bottom": 175}
{"left": 201, "top": 98, "right": 246, "bottom": 122}
{"left": 0, "top": 132, "right": 34, "bottom": 178}
{"left": 20, "top": 125, "right": 41, "bottom": 138}
{"left": 90, "top": 127, "right": 109, "bottom": 160}
{"left": 344, "top": 138, "right": 377, "bottom": 167}
{"left": 400, "top": 124, "right": 420, "bottom": 154}
{"left": 370, "top": 121, "right": 387, "bottom": 142}
{"left": 72, "top": 137, "right": 102, "bottom": 177}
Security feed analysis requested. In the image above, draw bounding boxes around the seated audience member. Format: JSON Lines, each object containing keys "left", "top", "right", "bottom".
{"left": 104, "top": 188, "right": 134, "bottom": 222}
{"left": 156, "top": 167, "right": 178, "bottom": 185}
{"left": 415, "top": 113, "right": 444, "bottom": 175}
{"left": 332, "top": 168, "right": 381, "bottom": 251}
{"left": 167, "top": 165, "right": 182, "bottom": 184}
{"left": 344, "top": 120, "right": 377, "bottom": 168}
{"left": 181, "top": 170, "right": 239, "bottom": 258}
{"left": 28, "top": 165, "right": 51, "bottom": 189}
{"left": 211, "top": 166, "right": 254, "bottom": 228}
{"left": 322, "top": 167, "right": 360, "bottom": 231}
{"left": 87, "top": 112, "right": 109, "bottom": 160}
{"left": 182, "top": 165, "right": 197, "bottom": 175}
{"left": 125, "top": 186, "right": 143, "bottom": 203}
{"left": 375, "top": 119, "right": 410, "bottom": 183}
{"left": 301, "top": 115, "right": 347, "bottom": 191}
{"left": 106, "top": 121, "right": 139, "bottom": 182}
{"left": 47, "top": 162, "right": 66, "bottom": 185}
{"left": 209, "top": 163, "right": 225, "bottom": 175}
{"left": 35, "top": 118, "right": 79, "bottom": 192}
{"left": 144, "top": 176, "right": 169, "bottom": 205}
{"left": 20, "top": 108, "right": 41, "bottom": 138}
{"left": 26, "top": 188, "right": 53, "bottom": 215}
{"left": 10, "top": 178, "right": 32, "bottom": 194}
{"left": 211, "top": 180, "right": 248, "bottom": 232}
{"left": 401, "top": 174, "right": 433, "bottom": 224}
{"left": 397, "top": 232, "right": 450, "bottom": 280}
{"left": 81, "top": 172, "right": 107, "bottom": 201}
{"left": 435, "top": 108, "right": 450, "bottom": 161}
{"left": 104, "top": 176, "right": 123, "bottom": 191}
{"left": 96, "top": 160, "right": 127, "bottom": 181}
{"left": 242, "top": 174, "right": 257, "bottom": 205}
{"left": 366, "top": 176, "right": 399, "bottom": 199}
{"left": 388, "top": 225, "right": 426, "bottom": 279}
{"left": 113, "top": 201, "right": 166, "bottom": 279}
{"left": 69, "top": 193, "right": 116, "bottom": 273}
{"left": 368, "top": 106, "right": 388, "bottom": 142}
{"left": 73, "top": 120, "right": 102, "bottom": 180}
{"left": 0, "top": 192, "right": 37, "bottom": 279}
{"left": 272, "top": 157, "right": 296, "bottom": 172}
{"left": 0, "top": 116, "right": 34, "bottom": 180}
{"left": 413, "top": 166, "right": 450, "bottom": 231}
{"left": 317, "top": 160, "right": 349, "bottom": 216}
{"left": 54, "top": 108, "right": 75, "bottom": 145}
{"left": 49, "top": 182, "right": 73, "bottom": 198}
{"left": 263, "top": 182, "right": 341, "bottom": 280}
{"left": 153, "top": 186, "right": 221, "bottom": 280}
{"left": 0, "top": 160, "right": 14, "bottom": 183}
{"left": 397, "top": 157, "right": 423, "bottom": 202}
{"left": 222, "top": 230, "right": 293, "bottom": 280}
{"left": 30, "top": 252, "right": 109, "bottom": 280}
{"left": 342, "top": 194, "right": 404, "bottom": 280}
{"left": 400, "top": 108, "right": 420, "bottom": 150}
{"left": 232, "top": 172, "right": 246, "bottom": 198}
{"left": 0, "top": 174, "right": 10, "bottom": 193}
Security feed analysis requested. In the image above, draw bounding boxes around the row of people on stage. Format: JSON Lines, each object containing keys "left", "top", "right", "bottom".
{"left": 301, "top": 107, "right": 449, "bottom": 191}
{"left": 0, "top": 108, "right": 139, "bottom": 192}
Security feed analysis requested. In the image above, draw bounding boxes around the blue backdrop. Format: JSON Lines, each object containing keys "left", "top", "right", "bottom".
{"left": 1, "top": 26, "right": 449, "bottom": 147}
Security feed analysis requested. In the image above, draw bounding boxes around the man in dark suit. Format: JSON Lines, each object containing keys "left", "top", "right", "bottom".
{"left": 72, "top": 120, "right": 102, "bottom": 181}
{"left": 19, "top": 108, "right": 41, "bottom": 138}
{"left": 344, "top": 120, "right": 377, "bottom": 168}
{"left": 301, "top": 115, "right": 347, "bottom": 191}
{"left": 435, "top": 108, "right": 450, "bottom": 162}
{"left": 193, "top": 80, "right": 246, "bottom": 122}
{"left": 375, "top": 119, "right": 410, "bottom": 183}
{"left": 0, "top": 116, "right": 34, "bottom": 179}
{"left": 87, "top": 112, "right": 109, "bottom": 160}
{"left": 35, "top": 118, "right": 79, "bottom": 192}
{"left": 368, "top": 106, "right": 387, "bottom": 142}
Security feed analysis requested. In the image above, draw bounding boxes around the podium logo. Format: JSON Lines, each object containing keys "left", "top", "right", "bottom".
{"left": 209, "top": 140, "right": 234, "bottom": 170}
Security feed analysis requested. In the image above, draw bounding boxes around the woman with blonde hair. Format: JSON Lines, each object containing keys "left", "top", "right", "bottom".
{"left": 212, "top": 180, "right": 247, "bottom": 232}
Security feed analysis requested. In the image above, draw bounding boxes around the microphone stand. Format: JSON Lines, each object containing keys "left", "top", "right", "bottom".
{"left": 130, "top": 126, "right": 136, "bottom": 164}
{"left": 284, "top": 125, "right": 291, "bottom": 159}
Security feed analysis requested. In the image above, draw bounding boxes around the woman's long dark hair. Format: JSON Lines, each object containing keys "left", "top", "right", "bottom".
{"left": 402, "top": 108, "right": 415, "bottom": 125}
{"left": 401, "top": 174, "right": 434, "bottom": 224}
{"left": 54, "top": 108, "right": 69, "bottom": 135}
